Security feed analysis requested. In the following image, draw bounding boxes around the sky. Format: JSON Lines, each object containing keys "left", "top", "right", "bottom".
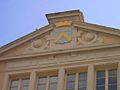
{"left": 0, "top": 0, "right": 120, "bottom": 47}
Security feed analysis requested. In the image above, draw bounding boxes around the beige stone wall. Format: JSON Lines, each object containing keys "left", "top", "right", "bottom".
{"left": 0, "top": 43, "right": 120, "bottom": 90}
{"left": 0, "top": 62, "right": 6, "bottom": 90}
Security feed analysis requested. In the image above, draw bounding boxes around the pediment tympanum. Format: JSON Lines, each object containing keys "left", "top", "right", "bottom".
{"left": 25, "top": 25, "right": 104, "bottom": 54}
{"left": 0, "top": 21, "right": 120, "bottom": 58}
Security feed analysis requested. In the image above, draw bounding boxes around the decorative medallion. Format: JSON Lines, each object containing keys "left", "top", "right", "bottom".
{"left": 25, "top": 35, "right": 50, "bottom": 52}
{"left": 77, "top": 30, "right": 103, "bottom": 45}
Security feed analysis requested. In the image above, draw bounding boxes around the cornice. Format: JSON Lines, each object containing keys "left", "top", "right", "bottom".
{"left": 0, "top": 21, "right": 120, "bottom": 58}
{"left": 0, "top": 43, "right": 120, "bottom": 61}
{"left": 74, "top": 22, "right": 120, "bottom": 36}
{"left": 5, "top": 53, "right": 120, "bottom": 72}
{"left": 0, "top": 25, "right": 54, "bottom": 54}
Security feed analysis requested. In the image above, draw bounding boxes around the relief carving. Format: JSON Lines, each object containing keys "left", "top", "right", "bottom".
{"left": 77, "top": 30, "right": 104, "bottom": 45}
{"left": 25, "top": 26, "right": 104, "bottom": 53}
{"left": 26, "top": 35, "right": 50, "bottom": 52}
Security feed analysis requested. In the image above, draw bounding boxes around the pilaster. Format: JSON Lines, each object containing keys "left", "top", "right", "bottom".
{"left": 57, "top": 68, "right": 65, "bottom": 90}
{"left": 87, "top": 64, "right": 94, "bottom": 90}
{"left": 29, "top": 71, "right": 37, "bottom": 90}
{"left": 2, "top": 73, "right": 9, "bottom": 90}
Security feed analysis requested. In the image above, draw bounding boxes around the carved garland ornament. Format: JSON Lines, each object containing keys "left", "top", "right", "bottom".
{"left": 77, "top": 30, "right": 103, "bottom": 45}
{"left": 25, "top": 28, "right": 104, "bottom": 52}
{"left": 26, "top": 35, "right": 50, "bottom": 51}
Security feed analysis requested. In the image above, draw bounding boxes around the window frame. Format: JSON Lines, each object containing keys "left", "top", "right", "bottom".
{"left": 9, "top": 78, "right": 30, "bottom": 90}
{"left": 65, "top": 71, "right": 87, "bottom": 90}
{"left": 95, "top": 68, "right": 117, "bottom": 90}
{"left": 37, "top": 75, "right": 58, "bottom": 90}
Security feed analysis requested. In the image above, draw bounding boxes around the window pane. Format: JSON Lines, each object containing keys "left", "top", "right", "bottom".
{"left": 50, "top": 76, "right": 58, "bottom": 83}
{"left": 11, "top": 80, "right": 19, "bottom": 87}
{"left": 78, "top": 87, "right": 86, "bottom": 90}
{"left": 97, "top": 78, "right": 105, "bottom": 85}
{"left": 67, "top": 74, "right": 75, "bottom": 82}
{"left": 21, "top": 79, "right": 29, "bottom": 86}
{"left": 10, "top": 87, "right": 18, "bottom": 90}
{"left": 49, "top": 76, "right": 58, "bottom": 90}
{"left": 78, "top": 72, "right": 87, "bottom": 90}
{"left": 49, "top": 83, "right": 57, "bottom": 90}
{"left": 108, "top": 69, "right": 117, "bottom": 90}
{"left": 97, "top": 71, "right": 105, "bottom": 78}
{"left": 79, "top": 72, "right": 87, "bottom": 80}
{"left": 66, "top": 74, "right": 75, "bottom": 90}
{"left": 21, "top": 79, "right": 29, "bottom": 90}
{"left": 38, "top": 85, "right": 46, "bottom": 90}
{"left": 109, "top": 77, "right": 117, "bottom": 84}
{"left": 96, "top": 71, "right": 105, "bottom": 90}
{"left": 39, "top": 77, "right": 47, "bottom": 84}
{"left": 10, "top": 80, "right": 19, "bottom": 90}
{"left": 108, "top": 85, "right": 117, "bottom": 90}
{"left": 109, "top": 69, "right": 117, "bottom": 77}
{"left": 78, "top": 80, "right": 86, "bottom": 87}
{"left": 96, "top": 86, "right": 105, "bottom": 90}
{"left": 21, "top": 86, "right": 29, "bottom": 90}
{"left": 66, "top": 82, "right": 75, "bottom": 89}
{"left": 38, "top": 77, "right": 47, "bottom": 90}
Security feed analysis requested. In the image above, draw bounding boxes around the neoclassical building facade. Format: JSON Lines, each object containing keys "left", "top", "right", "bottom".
{"left": 0, "top": 10, "right": 120, "bottom": 90}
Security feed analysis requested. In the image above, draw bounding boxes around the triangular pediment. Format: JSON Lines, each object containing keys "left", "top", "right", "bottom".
{"left": 0, "top": 21, "right": 120, "bottom": 60}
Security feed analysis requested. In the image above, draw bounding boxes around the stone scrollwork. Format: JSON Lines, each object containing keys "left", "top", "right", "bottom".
{"left": 77, "top": 30, "right": 103, "bottom": 45}
{"left": 25, "top": 28, "right": 104, "bottom": 53}
{"left": 26, "top": 35, "right": 50, "bottom": 52}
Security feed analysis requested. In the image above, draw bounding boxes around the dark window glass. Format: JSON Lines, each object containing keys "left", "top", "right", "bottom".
{"left": 96, "top": 86, "right": 105, "bottom": 90}
{"left": 38, "top": 85, "right": 46, "bottom": 90}
{"left": 38, "top": 77, "right": 47, "bottom": 90}
{"left": 66, "top": 82, "right": 75, "bottom": 89}
{"left": 109, "top": 77, "right": 117, "bottom": 84}
{"left": 10, "top": 80, "right": 19, "bottom": 90}
{"left": 78, "top": 87, "right": 86, "bottom": 90}
{"left": 21, "top": 79, "right": 29, "bottom": 90}
{"left": 96, "top": 71, "right": 105, "bottom": 90}
{"left": 108, "top": 69, "right": 117, "bottom": 90}
{"left": 97, "top": 78, "right": 105, "bottom": 85}
{"left": 66, "top": 74, "right": 75, "bottom": 90}
{"left": 79, "top": 72, "right": 87, "bottom": 80}
{"left": 39, "top": 78, "right": 47, "bottom": 84}
{"left": 108, "top": 85, "right": 117, "bottom": 90}
{"left": 78, "top": 72, "right": 87, "bottom": 90}
{"left": 109, "top": 69, "right": 117, "bottom": 77}
{"left": 49, "top": 76, "right": 58, "bottom": 90}
{"left": 97, "top": 71, "right": 105, "bottom": 78}
{"left": 67, "top": 75, "right": 75, "bottom": 82}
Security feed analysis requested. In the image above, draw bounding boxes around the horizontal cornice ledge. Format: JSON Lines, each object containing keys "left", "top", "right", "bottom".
{"left": 0, "top": 43, "right": 120, "bottom": 61}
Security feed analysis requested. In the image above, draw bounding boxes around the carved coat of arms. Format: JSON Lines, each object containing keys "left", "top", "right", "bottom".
{"left": 51, "top": 27, "right": 73, "bottom": 44}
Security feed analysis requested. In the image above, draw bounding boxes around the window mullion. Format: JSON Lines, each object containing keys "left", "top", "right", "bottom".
{"left": 118, "top": 62, "right": 120, "bottom": 90}
{"left": 105, "top": 69, "right": 108, "bottom": 90}
{"left": 64, "top": 74, "right": 67, "bottom": 90}
{"left": 95, "top": 71, "right": 97, "bottom": 90}
{"left": 46, "top": 76, "right": 50, "bottom": 90}
{"left": 18, "top": 79, "right": 22, "bottom": 90}
{"left": 75, "top": 73, "right": 79, "bottom": 90}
